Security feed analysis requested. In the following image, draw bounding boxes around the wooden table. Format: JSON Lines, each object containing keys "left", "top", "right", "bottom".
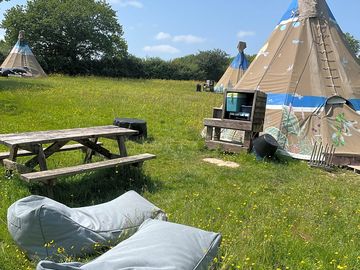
{"left": 0, "top": 125, "right": 155, "bottom": 196}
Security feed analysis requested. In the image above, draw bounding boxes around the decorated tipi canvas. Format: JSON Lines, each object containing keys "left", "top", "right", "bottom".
{"left": 234, "top": 0, "right": 360, "bottom": 160}
{"left": 1, "top": 30, "right": 46, "bottom": 77}
{"left": 215, "top": 41, "right": 249, "bottom": 93}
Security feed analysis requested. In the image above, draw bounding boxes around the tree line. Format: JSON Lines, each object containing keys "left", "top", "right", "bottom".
{"left": 0, "top": 0, "right": 358, "bottom": 80}
{"left": 0, "top": 0, "right": 247, "bottom": 80}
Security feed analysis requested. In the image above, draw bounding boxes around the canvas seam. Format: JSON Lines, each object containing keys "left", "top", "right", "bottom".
{"left": 192, "top": 234, "right": 222, "bottom": 270}
{"left": 38, "top": 205, "right": 49, "bottom": 257}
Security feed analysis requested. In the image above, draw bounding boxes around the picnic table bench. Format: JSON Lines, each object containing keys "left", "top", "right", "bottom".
{"left": 0, "top": 125, "right": 156, "bottom": 196}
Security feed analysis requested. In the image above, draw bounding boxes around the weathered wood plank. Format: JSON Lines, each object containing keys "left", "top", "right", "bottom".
{"left": 25, "top": 141, "right": 69, "bottom": 169}
{"left": 84, "top": 138, "right": 98, "bottom": 163}
{"left": 20, "top": 154, "right": 156, "bottom": 182}
{"left": 116, "top": 136, "right": 127, "bottom": 157}
{"left": 37, "top": 145, "right": 48, "bottom": 171}
{"left": 9, "top": 146, "right": 18, "bottom": 161}
{"left": 205, "top": 140, "right": 247, "bottom": 153}
{"left": 252, "top": 107, "right": 266, "bottom": 113}
{"left": 253, "top": 111, "right": 266, "bottom": 118}
{"left": 243, "top": 131, "right": 259, "bottom": 149}
{"left": 0, "top": 126, "right": 138, "bottom": 147}
{"left": 331, "top": 153, "right": 360, "bottom": 166}
{"left": 214, "top": 128, "right": 221, "bottom": 140}
{"left": 204, "top": 118, "right": 252, "bottom": 131}
{"left": 0, "top": 142, "right": 103, "bottom": 162}
{"left": 347, "top": 165, "right": 360, "bottom": 173}
{"left": 75, "top": 139, "right": 115, "bottom": 159}
{"left": 206, "top": 126, "right": 213, "bottom": 141}
{"left": 3, "top": 159, "right": 33, "bottom": 173}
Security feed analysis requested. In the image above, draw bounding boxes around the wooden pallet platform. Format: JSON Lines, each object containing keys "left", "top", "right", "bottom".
{"left": 347, "top": 165, "right": 360, "bottom": 173}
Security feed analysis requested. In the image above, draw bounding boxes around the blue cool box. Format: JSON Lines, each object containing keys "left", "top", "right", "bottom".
{"left": 226, "top": 93, "right": 246, "bottom": 112}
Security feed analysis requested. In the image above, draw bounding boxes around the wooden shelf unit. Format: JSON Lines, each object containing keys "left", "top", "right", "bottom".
{"left": 204, "top": 89, "right": 267, "bottom": 153}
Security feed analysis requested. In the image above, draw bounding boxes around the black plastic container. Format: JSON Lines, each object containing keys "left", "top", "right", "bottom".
{"left": 113, "top": 118, "right": 147, "bottom": 140}
{"left": 252, "top": 134, "right": 279, "bottom": 158}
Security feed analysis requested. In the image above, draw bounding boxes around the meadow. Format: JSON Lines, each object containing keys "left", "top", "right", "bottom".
{"left": 0, "top": 76, "right": 359, "bottom": 270}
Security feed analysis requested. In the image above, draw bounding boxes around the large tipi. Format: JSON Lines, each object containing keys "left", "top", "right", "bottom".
{"left": 1, "top": 31, "right": 46, "bottom": 77}
{"left": 234, "top": 0, "right": 360, "bottom": 160}
{"left": 215, "top": 41, "right": 249, "bottom": 93}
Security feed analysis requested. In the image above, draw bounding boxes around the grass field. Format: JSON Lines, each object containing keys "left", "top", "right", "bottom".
{"left": 0, "top": 76, "right": 359, "bottom": 270}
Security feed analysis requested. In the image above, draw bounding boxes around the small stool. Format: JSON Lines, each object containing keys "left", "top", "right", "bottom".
{"left": 113, "top": 118, "right": 147, "bottom": 140}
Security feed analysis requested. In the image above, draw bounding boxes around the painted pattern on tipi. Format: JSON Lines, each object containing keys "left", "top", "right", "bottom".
{"left": 234, "top": 0, "right": 360, "bottom": 158}
{"left": 215, "top": 42, "right": 249, "bottom": 93}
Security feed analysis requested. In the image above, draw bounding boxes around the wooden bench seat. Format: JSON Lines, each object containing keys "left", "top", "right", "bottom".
{"left": 0, "top": 142, "right": 103, "bottom": 162}
{"left": 20, "top": 153, "right": 156, "bottom": 183}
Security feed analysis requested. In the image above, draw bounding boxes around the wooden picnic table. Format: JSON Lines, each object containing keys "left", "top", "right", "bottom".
{"left": 0, "top": 125, "right": 156, "bottom": 196}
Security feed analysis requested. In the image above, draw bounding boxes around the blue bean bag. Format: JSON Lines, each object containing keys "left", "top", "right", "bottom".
{"left": 7, "top": 191, "right": 167, "bottom": 261}
{"left": 36, "top": 219, "right": 222, "bottom": 270}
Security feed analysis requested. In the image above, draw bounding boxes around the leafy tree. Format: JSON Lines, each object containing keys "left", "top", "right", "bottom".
{"left": 344, "top": 32, "right": 360, "bottom": 59}
{"left": 172, "top": 50, "right": 229, "bottom": 81}
{"left": 0, "top": 40, "right": 10, "bottom": 63}
{"left": 246, "top": 54, "right": 257, "bottom": 63}
{"left": 142, "top": 57, "right": 174, "bottom": 79}
{"left": 1, "top": 0, "right": 127, "bottom": 74}
{"left": 195, "top": 49, "right": 229, "bottom": 81}
{"left": 171, "top": 54, "right": 202, "bottom": 80}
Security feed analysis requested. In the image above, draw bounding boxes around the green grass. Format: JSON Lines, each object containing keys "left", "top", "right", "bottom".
{"left": 0, "top": 75, "right": 360, "bottom": 270}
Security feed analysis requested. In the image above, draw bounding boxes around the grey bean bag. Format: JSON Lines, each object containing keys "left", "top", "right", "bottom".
{"left": 37, "top": 219, "right": 222, "bottom": 270}
{"left": 7, "top": 191, "right": 167, "bottom": 261}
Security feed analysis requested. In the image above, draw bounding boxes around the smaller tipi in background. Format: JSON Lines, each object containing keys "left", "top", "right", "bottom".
{"left": 214, "top": 41, "right": 249, "bottom": 93}
{"left": 1, "top": 30, "right": 46, "bottom": 77}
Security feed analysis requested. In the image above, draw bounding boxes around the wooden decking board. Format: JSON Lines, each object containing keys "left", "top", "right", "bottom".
{"left": 347, "top": 165, "right": 360, "bottom": 173}
{"left": 20, "top": 153, "right": 156, "bottom": 182}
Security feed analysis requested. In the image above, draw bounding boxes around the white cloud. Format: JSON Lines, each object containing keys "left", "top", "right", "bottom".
{"left": 237, "top": 31, "right": 256, "bottom": 39}
{"left": 143, "top": 45, "right": 180, "bottom": 54}
{"left": 172, "top": 35, "right": 205, "bottom": 44}
{"left": 155, "top": 32, "right": 171, "bottom": 40}
{"left": 109, "top": 0, "right": 144, "bottom": 8}
{"left": 153, "top": 33, "right": 206, "bottom": 44}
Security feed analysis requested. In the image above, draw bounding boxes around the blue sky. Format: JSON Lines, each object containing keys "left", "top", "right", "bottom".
{"left": 0, "top": 0, "right": 359, "bottom": 59}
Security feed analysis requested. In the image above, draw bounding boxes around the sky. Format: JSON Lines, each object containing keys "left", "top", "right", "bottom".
{"left": 0, "top": 0, "right": 359, "bottom": 60}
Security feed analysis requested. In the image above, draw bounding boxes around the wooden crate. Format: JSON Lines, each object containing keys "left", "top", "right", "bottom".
{"left": 204, "top": 90, "right": 267, "bottom": 153}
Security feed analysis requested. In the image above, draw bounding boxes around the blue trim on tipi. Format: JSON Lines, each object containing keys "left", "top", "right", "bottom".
{"left": 278, "top": 0, "right": 299, "bottom": 24}
{"left": 278, "top": 0, "right": 337, "bottom": 25}
{"left": 267, "top": 93, "right": 326, "bottom": 108}
{"left": 13, "top": 40, "right": 33, "bottom": 56}
{"left": 326, "top": 3, "right": 337, "bottom": 23}
{"left": 266, "top": 94, "right": 360, "bottom": 111}
{"left": 230, "top": 52, "right": 249, "bottom": 70}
